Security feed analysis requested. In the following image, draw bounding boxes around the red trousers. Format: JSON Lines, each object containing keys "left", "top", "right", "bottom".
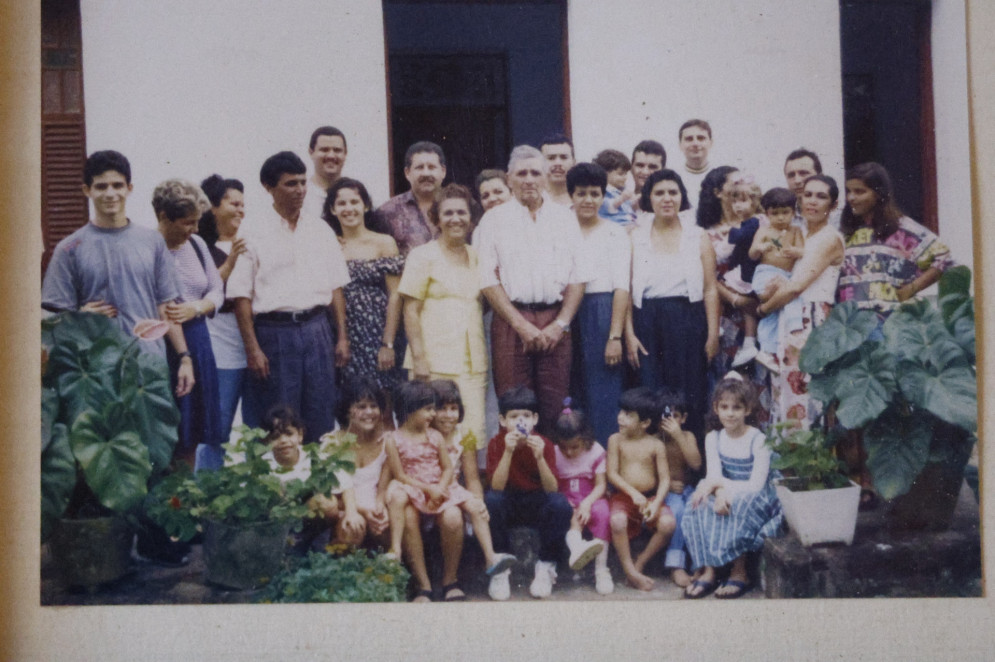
{"left": 490, "top": 306, "right": 571, "bottom": 435}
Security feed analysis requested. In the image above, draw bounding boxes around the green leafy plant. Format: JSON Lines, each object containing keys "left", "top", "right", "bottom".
{"left": 766, "top": 422, "right": 850, "bottom": 491}
{"left": 41, "top": 312, "right": 179, "bottom": 540}
{"left": 799, "top": 266, "right": 977, "bottom": 499}
{"left": 258, "top": 549, "right": 410, "bottom": 603}
{"left": 146, "top": 425, "right": 356, "bottom": 542}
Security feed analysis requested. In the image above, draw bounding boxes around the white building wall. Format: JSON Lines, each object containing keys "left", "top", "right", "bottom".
{"left": 568, "top": 0, "right": 846, "bottom": 197}
{"left": 932, "top": 0, "right": 974, "bottom": 273}
{"left": 79, "top": 0, "right": 972, "bottom": 268}
{"left": 80, "top": 0, "right": 392, "bottom": 229}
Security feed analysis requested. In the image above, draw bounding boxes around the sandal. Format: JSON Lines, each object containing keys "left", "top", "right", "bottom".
{"left": 683, "top": 578, "right": 717, "bottom": 599}
{"left": 715, "top": 579, "right": 752, "bottom": 599}
{"left": 442, "top": 582, "right": 466, "bottom": 602}
{"left": 411, "top": 588, "right": 433, "bottom": 603}
{"left": 859, "top": 488, "right": 879, "bottom": 512}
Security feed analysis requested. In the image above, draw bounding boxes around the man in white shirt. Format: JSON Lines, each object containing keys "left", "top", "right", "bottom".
{"left": 302, "top": 126, "right": 348, "bottom": 221}
{"left": 228, "top": 151, "right": 351, "bottom": 441}
{"left": 473, "top": 145, "right": 588, "bottom": 433}
{"left": 678, "top": 119, "right": 713, "bottom": 209}
{"left": 539, "top": 134, "right": 576, "bottom": 208}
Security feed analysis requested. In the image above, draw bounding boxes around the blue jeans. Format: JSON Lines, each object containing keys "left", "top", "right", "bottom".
{"left": 572, "top": 292, "right": 623, "bottom": 447}
{"left": 663, "top": 486, "right": 695, "bottom": 570}
{"left": 485, "top": 490, "right": 573, "bottom": 563}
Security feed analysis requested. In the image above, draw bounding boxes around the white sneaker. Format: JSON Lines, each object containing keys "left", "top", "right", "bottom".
{"left": 529, "top": 560, "right": 557, "bottom": 598}
{"left": 488, "top": 569, "right": 511, "bottom": 601}
{"left": 595, "top": 567, "right": 614, "bottom": 595}
{"left": 568, "top": 538, "right": 604, "bottom": 571}
{"left": 731, "top": 343, "right": 758, "bottom": 367}
{"left": 756, "top": 350, "right": 780, "bottom": 374}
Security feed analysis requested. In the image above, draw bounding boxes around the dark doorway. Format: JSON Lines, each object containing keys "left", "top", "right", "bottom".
{"left": 840, "top": 0, "right": 936, "bottom": 230}
{"left": 383, "top": 0, "right": 568, "bottom": 195}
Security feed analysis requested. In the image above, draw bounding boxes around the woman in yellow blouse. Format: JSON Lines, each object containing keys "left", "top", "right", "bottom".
{"left": 399, "top": 184, "right": 488, "bottom": 448}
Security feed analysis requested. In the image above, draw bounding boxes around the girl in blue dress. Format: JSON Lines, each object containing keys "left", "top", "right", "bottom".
{"left": 681, "top": 375, "right": 783, "bottom": 598}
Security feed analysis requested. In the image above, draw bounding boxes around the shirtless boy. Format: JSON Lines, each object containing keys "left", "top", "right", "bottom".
{"left": 607, "top": 387, "right": 675, "bottom": 591}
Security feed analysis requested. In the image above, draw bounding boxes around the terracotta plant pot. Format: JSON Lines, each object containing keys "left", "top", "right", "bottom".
{"left": 48, "top": 516, "right": 133, "bottom": 588}
{"left": 775, "top": 479, "right": 861, "bottom": 546}
{"left": 202, "top": 519, "right": 291, "bottom": 590}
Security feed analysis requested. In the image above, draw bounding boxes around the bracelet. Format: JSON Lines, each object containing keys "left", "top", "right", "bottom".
{"left": 381, "top": 342, "right": 394, "bottom": 349}
{"left": 608, "top": 335, "right": 622, "bottom": 341}
{"left": 177, "top": 351, "right": 192, "bottom": 361}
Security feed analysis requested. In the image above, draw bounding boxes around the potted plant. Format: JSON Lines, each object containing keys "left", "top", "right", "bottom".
{"left": 41, "top": 312, "right": 180, "bottom": 587}
{"left": 767, "top": 423, "right": 860, "bottom": 546}
{"left": 146, "top": 425, "right": 355, "bottom": 590}
{"left": 799, "top": 266, "right": 977, "bottom": 530}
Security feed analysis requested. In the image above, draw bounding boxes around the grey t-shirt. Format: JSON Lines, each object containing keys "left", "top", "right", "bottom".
{"left": 42, "top": 221, "right": 180, "bottom": 355}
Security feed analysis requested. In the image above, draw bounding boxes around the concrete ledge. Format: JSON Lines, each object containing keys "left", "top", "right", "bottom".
{"left": 763, "top": 480, "right": 982, "bottom": 598}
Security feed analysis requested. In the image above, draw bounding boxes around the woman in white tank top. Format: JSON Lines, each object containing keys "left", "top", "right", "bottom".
{"left": 625, "top": 169, "right": 720, "bottom": 439}
{"left": 758, "top": 175, "right": 845, "bottom": 428}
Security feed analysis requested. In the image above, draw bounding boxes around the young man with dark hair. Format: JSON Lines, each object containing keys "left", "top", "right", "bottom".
{"left": 539, "top": 133, "right": 576, "bottom": 207}
{"left": 302, "top": 125, "right": 348, "bottom": 219}
{"left": 227, "top": 150, "right": 350, "bottom": 441}
{"left": 43, "top": 150, "right": 194, "bottom": 393}
{"left": 678, "top": 119, "right": 713, "bottom": 208}
{"left": 372, "top": 141, "right": 447, "bottom": 256}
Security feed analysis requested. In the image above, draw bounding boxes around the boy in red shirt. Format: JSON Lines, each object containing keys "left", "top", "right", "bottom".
{"left": 485, "top": 386, "right": 573, "bottom": 600}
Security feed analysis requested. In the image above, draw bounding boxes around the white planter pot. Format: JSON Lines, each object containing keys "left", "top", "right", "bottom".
{"left": 774, "top": 479, "right": 860, "bottom": 546}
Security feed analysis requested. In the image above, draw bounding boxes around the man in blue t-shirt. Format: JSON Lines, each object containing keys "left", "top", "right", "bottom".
{"left": 42, "top": 150, "right": 194, "bottom": 395}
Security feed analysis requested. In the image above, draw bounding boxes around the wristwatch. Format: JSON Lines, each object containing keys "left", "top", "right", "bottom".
{"left": 555, "top": 319, "right": 570, "bottom": 333}
{"left": 381, "top": 341, "right": 394, "bottom": 349}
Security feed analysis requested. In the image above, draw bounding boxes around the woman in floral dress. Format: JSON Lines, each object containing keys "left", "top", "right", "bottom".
{"left": 323, "top": 178, "right": 404, "bottom": 418}
{"left": 835, "top": 162, "right": 954, "bottom": 506}
{"left": 696, "top": 166, "right": 772, "bottom": 427}
{"left": 758, "top": 175, "right": 845, "bottom": 428}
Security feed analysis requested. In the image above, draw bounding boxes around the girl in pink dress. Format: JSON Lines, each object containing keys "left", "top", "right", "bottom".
{"left": 553, "top": 401, "right": 614, "bottom": 595}
{"left": 385, "top": 380, "right": 514, "bottom": 601}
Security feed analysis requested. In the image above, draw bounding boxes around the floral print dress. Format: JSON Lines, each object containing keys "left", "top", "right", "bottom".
{"left": 341, "top": 255, "right": 405, "bottom": 390}
{"left": 837, "top": 216, "right": 953, "bottom": 317}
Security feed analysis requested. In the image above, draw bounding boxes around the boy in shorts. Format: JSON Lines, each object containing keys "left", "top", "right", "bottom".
{"left": 658, "top": 388, "right": 702, "bottom": 587}
{"left": 607, "top": 387, "right": 675, "bottom": 591}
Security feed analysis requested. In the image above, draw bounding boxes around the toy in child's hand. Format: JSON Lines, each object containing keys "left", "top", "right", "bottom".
{"left": 770, "top": 236, "right": 783, "bottom": 249}
{"left": 662, "top": 405, "right": 673, "bottom": 419}
{"left": 516, "top": 420, "right": 535, "bottom": 436}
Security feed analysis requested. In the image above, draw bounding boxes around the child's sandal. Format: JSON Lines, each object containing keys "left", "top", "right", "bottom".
{"left": 442, "top": 583, "right": 466, "bottom": 602}
{"left": 411, "top": 588, "right": 433, "bottom": 603}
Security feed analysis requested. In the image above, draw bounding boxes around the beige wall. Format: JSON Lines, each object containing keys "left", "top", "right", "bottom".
{"left": 568, "top": 0, "right": 846, "bottom": 195}
{"left": 80, "top": 0, "right": 392, "bottom": 228}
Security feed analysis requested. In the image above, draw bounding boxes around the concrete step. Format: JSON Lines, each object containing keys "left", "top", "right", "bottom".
{"left": 762, "top": 479, "right": 982, "bottom": 598}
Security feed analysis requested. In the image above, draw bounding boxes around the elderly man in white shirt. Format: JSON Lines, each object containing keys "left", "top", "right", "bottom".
{"left": 228, "top": 151, "right": 350, "bottom": 441}
{"left": 473, "top": 145, "right": 588, "bottom": 433}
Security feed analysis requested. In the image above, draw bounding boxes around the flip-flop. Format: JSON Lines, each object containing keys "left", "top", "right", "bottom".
{"left": 411, "top": 588, "right": 433, "bottom": 603}
{"left": 715, "top": 579, "right": 752, "bottom": 599}
{"left": 442, "top": 583, "right": 466, "bottom": 602}
{"left": 683, "top": 578, "right": 717, "bottom": 599}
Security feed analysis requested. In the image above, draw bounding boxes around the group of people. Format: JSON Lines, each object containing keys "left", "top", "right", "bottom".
{"left": 41, "top": 117, "right": 954, "bottom": 597}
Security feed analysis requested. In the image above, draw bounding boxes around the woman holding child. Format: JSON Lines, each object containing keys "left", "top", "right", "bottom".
{"left": 625, "top": 169, "right": 719, "bottom": 441}
{"left": 758, "top": 175, "right": 845, "bottom": 428}
{"left": 697, "top": 166, "right": 772, "bottom": 426}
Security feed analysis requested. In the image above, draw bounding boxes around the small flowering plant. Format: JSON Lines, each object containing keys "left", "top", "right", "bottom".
{"left": 146, "top": 425, "right": 356, "bottom": 541}
{"left": 41, "top": 312, "right": 179, "bottom": 540}
{"left": 258, "top": 548, "right": 410, "bottom": 603}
